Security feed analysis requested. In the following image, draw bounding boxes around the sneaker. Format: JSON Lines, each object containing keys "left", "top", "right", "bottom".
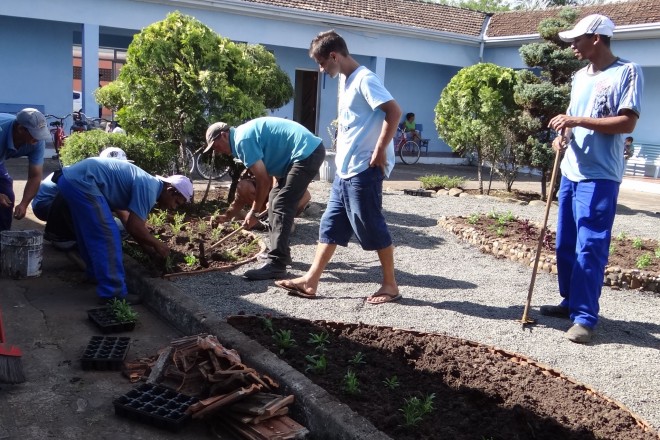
{"left": 98, "top": 293, "right": 142, "bottom": 306}
{"left": 539, "top": 305, "right": 570, "bottom": 320}
{"left": 243, "top": 262, "right": 287, "bottom": 280}
{"left": 565, "top": 324, "right": 594, "bottom": 344}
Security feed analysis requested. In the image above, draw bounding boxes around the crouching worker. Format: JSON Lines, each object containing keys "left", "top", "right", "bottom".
{"left": 215, "top": 168, "right": 311, "bottom": 228}
{"left": 57, "top": 157, "right": 193, "bottom": 303}
{"left": 32, "top": 147, "right": 133, "bottom": 250}
{"left": 205, "top": 117, "right": 325, "bottom": 280}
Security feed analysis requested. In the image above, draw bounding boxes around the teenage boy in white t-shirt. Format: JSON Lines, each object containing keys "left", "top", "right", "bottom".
{"left": 276, "top": 30, "right": 403, "bottom": 304}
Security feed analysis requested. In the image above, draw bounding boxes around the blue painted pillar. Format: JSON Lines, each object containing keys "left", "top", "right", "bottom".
{"left": 375, "top": 56, "right": 386, "bottom": 82}
{"left": 82, "top": 23, "right": 100, "bottom": 117}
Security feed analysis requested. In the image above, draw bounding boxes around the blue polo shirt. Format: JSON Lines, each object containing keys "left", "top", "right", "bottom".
{"left": 61, "top": 158, "right": 163, "bottom": 220}
{"left": 0, "top": 113, "right": 46, "bottom": 166}
{"left": 230, "top": 117, "right": 322, "bottom": 177}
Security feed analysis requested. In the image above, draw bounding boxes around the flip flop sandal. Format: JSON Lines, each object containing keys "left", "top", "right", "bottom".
{"left": 275, "top": 280, "right": 316, "bottom": 299}
{"left": 365, "top": 293, "right": 402, "bottom": 305}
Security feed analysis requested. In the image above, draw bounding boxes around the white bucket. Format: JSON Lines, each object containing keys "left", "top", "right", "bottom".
{"left": 319, "top": 151, "right": 337, "bottom": 183}
{"left": 1, "top": 230, "right": 43, "bottom": 279}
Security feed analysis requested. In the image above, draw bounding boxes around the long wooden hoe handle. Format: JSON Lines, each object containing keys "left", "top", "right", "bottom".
{"left": 521, "top": 146, "right": 562, "bottom": 324}
{"left": 208, "top": 209, "right": 267, "bottom": 251}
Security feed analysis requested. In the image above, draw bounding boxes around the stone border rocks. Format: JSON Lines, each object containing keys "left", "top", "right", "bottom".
{"left": 437, "top": 216, "right": 660, "bottom": 294}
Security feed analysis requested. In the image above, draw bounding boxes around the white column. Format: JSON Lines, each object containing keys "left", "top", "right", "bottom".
{"left": 82, "top": 23, "right": 100, "bottom": 117}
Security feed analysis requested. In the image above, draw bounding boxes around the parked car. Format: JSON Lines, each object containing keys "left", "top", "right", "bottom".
{"left": 73, "top": 91, "right": 82, "bottom": 113}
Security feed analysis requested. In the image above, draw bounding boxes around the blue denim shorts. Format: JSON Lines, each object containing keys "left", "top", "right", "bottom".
{"left": 319, "top": 167, "right": 392, "bottom": 251}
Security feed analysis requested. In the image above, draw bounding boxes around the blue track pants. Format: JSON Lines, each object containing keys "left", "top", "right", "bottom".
{"left": 58, "top": 176, "right": 127, "bottom": 299}
{"left": 555, "top": 176, "right": 619, "bottom": 328}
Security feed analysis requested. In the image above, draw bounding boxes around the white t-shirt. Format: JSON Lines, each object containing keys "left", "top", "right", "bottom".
{"left": 336, "top": 66, "right": 395, "bottom": 178}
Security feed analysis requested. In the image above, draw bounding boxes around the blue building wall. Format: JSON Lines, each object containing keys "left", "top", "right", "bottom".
{"left": 0, "top": 16, "right": 74, "bottom": 121}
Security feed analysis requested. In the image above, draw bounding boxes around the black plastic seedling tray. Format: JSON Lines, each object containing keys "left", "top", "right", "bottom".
{"left": 113, "top": 383, "right": 198, "bottom": 431}
{"left": 87, "top": 307, "right": 136, "bottom": 333}
{"left": 404, "top": 188, "right": 433, "bottom": 197}
{"left": 81, "top": 336, "right": 130, "bottom": 371}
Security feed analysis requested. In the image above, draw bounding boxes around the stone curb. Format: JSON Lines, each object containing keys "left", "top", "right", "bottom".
{"left": 123, "top": 256, "right": 390, "bottom": 440}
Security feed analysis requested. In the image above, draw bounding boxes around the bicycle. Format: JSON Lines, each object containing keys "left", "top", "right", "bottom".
{"left": 194, "top": 149, "right": 229, "bottom": 180}
{"left": 394, "top": 126, "right": 420, "bottom": 165}
{"left": 70, "top": 111, "right": 111, "bottom": 134}
{"left": 45, "top": 113, "right": 71, "bottom": 160}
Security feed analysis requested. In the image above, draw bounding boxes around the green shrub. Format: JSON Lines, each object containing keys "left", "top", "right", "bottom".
{"left": 59, "top": 130, "right": 172, "bottom": 174}
{"left": 417, "top": 174, "right": 465, "bottom": 190}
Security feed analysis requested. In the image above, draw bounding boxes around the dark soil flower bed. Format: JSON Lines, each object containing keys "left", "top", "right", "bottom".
{"left": 228, "top": 315, "right": 658, "bottom": 440}
{"left": 439, "top": 213, "right": 660, "bottom": 293}
{"left": 124, "top": 188, "right": 264, "bottom": 276}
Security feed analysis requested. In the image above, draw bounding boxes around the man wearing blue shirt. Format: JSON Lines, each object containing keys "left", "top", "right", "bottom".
{"left": 0, "top": 108, "right": 51, "bottom": 231}
{"left": 546, "top": 14, "right": 644, "bottom": 343}
{"left": 205, "top": 117, "right": 325, "bottom": 280}
{"left": 58, "top": 158, "right": 193, "bottom": 303}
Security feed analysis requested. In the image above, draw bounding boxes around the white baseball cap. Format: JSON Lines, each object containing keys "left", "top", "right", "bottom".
{"left": 559, "top": 14, "right": 615, "bottom": 42}
{"left": 99, "top": 147, "right": 133, "bottom": 162}
{"left": 157, "top": 175, "right": 194, "bottom": 202}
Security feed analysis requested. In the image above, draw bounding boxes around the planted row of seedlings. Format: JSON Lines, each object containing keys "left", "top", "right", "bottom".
{"left": 261, "top": 315, "right": 436, "bottom": 429}
{"left": 123, "top": 207, "right": 261, "bottom": 275}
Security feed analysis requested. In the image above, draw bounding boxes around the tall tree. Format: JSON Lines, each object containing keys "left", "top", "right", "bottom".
{"left": 435, "top": 63, "right": 518, "bottom": 194}
{"left": 513, "top": 7, "right": 584, "bottom": 199}
{"left": 95, "top": 11, "right": 294, "bottom": 191}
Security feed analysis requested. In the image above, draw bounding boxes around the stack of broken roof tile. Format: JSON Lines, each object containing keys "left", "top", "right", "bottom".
{"left": 122, "top": 333, "right": 308, "bottom": 439}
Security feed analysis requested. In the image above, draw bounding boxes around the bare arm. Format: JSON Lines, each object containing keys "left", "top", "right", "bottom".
{"left": 14, "top": 164, "right": 43, "bottom": 219}
{"left": 125, "top": 212, "right": 169, "bottom": 258}
{"left": 549, "top": 109, "right": 638, "bottom": 136}
{"left": 370, "top": 100, "right": 402, "bottom": 172}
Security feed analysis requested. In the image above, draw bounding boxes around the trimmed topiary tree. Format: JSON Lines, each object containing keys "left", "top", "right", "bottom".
{"left": 435, "top": 62, "right": 518, "bottom": 194}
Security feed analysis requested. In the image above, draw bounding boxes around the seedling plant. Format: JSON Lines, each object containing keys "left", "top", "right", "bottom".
{"left": 184, "top": 253, "right": 198, "bottom": 266}
{"left": 260, "top": 314, "right": 274, "bottom": 334}
{"left": 272, "top": 329, "right": 296, "bottom": 354}
{"left": 109, "top": 298, "right": 138, "bottom": 323}
{"left": 148, "top": 210, "right": 167, "bottom": 227}
{"left": 636, "top": 253, "right": 652, "bottom": 269}
{"left": 383, "top": 375, "right": 400, "bottom": 390}
{"left": 348, "top": 351, "right": 366, "bottom": 367}
{"left": 171, "top": 212, "right": 189, "bottom": 234}
{"left": 342, "top": 370, "right": 360, "bottom": 395}
{"left": 307, "top": 331, "right": 329, "bottom": 353}
{"left": 305, "top": 354, "right": 328, "bottom": 374}
{"left": 467, "top": 213, "right": 479, "bottom": 225}
{"left": 632, "top": 237, "right": 644, "bottom": 250}
{"left": 400, "top": 393, "right": 435, "bottom": 427}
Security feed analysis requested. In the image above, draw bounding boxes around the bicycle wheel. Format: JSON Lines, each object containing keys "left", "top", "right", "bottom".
{"left": 194, "top": 151, "right": 229, "bottom": 180}
{"left": 167, "top": 148, "right": 195, "bottom": 175}
{"left": 399, "top": 140, "right": 420, "bottom": 165}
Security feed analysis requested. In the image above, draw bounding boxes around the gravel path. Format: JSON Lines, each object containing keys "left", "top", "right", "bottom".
{"left": 176, "top": 180, "right": 660, "bottom": 433}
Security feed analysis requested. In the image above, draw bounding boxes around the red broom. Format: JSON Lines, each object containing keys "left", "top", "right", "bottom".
{"left": 0, "top": 306, "right": 25, "bottom": 384}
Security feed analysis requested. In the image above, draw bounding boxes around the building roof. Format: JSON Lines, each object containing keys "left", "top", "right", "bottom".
{"left": 240, "top": 0, "right": 660, "bottom": 39}
{"left": 242, "top": 0, "right": 487, "bottom": 36}
{"left": 488, "top": 0, "right": 660, "bottom": 38}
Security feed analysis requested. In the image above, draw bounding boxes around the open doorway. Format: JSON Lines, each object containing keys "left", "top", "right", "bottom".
{"left": 293, "top": 69, "right": 318, "bottom": 135}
